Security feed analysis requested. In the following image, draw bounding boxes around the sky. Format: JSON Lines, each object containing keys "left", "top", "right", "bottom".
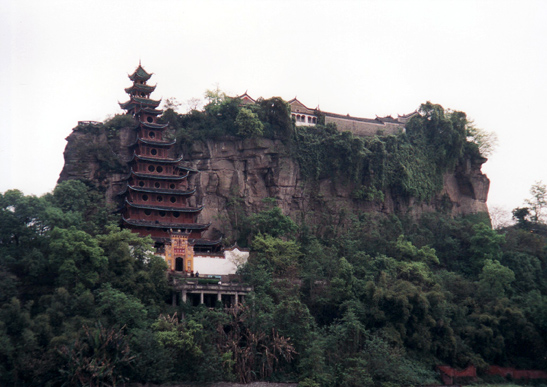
{"left": 2, "top": 0, "right": 547, "bottom": 223}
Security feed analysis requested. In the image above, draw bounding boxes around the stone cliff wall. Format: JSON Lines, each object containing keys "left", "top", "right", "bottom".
{"left": 59, "top": 125, "right": 490, "bottom": 238}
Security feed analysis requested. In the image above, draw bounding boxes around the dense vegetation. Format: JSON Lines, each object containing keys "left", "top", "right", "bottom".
{"left": 2, "top": 97, "right": 545, "bottom": 386}
{"left": 165, "top": 97, "right": 483, "bottom": 203}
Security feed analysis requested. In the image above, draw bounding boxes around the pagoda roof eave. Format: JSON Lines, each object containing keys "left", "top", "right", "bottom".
{"left": 138, "top": 137, "right": 176, "bottom": 146}
{"left": 132, "top": 96, "right": 161, "bottom": 107}
{"left": 140, "top": 121, "right": 169, "bottom": 129}
{"left": 132, "top": 152, "right": 184, "bottom": 164}
{"left": 191, "top": 237, "right": 223, "bottom": 246}
{"left": 128, "top": 185, "right": 196, "bottom": 196}
{"left": 125, "top": 199, "right": 204, "bottom": 213}
{"left": 120, "top": 97, "right": 161, "bottom": 110}
{"left": 131, "top": 169, "right": 189, "bottom": 181}
{"left": 142, "top": 108, "right": 163, "bottom": 115}
{"left": 125, "top": 83, "right": 157, "bottom": 94}
{"left": 128, "top": 137, "right": 176, "bottom": 147}
{"left": 128, "top": 65, "right": 153, "bottom": 81}
{"left": 119, "top": 101, "right": 136, "bottom": 110}
{"left": 122, "top": 216, "right": 210, "bottom": 230}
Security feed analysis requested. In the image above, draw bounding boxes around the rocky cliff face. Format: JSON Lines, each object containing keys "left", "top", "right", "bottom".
{"left": 59, "top": 125, "right": 490, "bottom": 238}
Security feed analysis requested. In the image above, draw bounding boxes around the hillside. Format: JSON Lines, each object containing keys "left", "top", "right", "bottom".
{"left": 3, "top": 99, "right": 545, "bottom": 386}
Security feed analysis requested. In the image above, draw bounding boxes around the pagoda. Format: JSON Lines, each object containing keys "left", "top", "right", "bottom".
{"left": 119, "top": 64, "right": 221, "bottom": 271}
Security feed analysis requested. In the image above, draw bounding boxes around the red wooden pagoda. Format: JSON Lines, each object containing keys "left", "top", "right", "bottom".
{"left": 119, "top": 64, "right": 220, "bottom": 255}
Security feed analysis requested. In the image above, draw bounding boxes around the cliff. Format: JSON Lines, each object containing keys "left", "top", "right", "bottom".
{"left": 59, "top": 122, "right": 490, "bottom": 239}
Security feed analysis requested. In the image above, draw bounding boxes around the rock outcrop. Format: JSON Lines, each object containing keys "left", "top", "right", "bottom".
{"left": 59, "top": 124, "right": 490, "bottom": 238}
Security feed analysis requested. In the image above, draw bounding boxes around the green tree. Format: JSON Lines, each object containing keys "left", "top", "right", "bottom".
{"left": 250, "top": 234, "right": 302, "bottom": 278}
{"left": 95, "top": 284, "right": 148, "bottom": 330}
{"left": 235, "top": 107, "right": 264, "bottom": 137}
{"left": 469, "top": 222, "right": 505, "bottom": 275}
{"left": 406, "top": 102, "right": 468, "bottom": 171}
{"left": 48, "top": 227, "right": 107, "bottom": 291}
{"left": 479, "top": 259, "right": 515, "bottom": 298}
{"left": 248, "top": 200, "right": 298, "bottom": 240}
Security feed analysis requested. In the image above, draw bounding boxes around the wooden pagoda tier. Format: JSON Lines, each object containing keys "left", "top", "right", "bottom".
{"left": 119, "top": 64, "right": 218, "bottom": 251}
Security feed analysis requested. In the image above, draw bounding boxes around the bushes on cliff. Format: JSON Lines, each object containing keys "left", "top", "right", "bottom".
{"left": 293, "top": 102, "right": 476, "bottom": 202}
{"left": 163, "top": 95, "right": 479, "bottom": 203}
{"left": 162, "top": 94, "right": 294, "bottom": 156}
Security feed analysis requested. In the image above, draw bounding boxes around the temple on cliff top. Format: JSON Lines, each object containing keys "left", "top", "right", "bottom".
{"left": 118, "top": 63, "right": 226, "bottom": 275}
{"left": 238, "top": 93, "right": 417, "bottom": 137}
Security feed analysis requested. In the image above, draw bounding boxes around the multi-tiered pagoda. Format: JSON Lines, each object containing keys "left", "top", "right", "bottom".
{"left": 119, "top": 64, "right": 221, "bottom": 271}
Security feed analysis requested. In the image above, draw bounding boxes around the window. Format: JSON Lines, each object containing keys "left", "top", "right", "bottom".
{"left": 159, "top": 211, "right": 166, "bottom": 217}
{"left": 149, "top": 131, "right": 155, "bottom": 138}
{"left": 157, "top": 166, "right": 163, "bottom": 173}
{"left": 157, "top": 196, "right": 163, "bottom": 202}
{"left": 151, "top": 149, "right": 158, "bottom": 156}
{"left": 138, "top": 181, "right": 145, "bottom": 187}
{"left": 142, "top": 194, "right": 149, "bottom": 201}
{"left": 170, "top": 196, "right": 176, "bottom": 203}
{"left": 147, "top": 116, "right": 153, "bottom": 123}
{"left": 154, "top": 182, "right": 160, "bottom": 188}
{"left": 148, "top": 165, "right": 155, "bottom": 172}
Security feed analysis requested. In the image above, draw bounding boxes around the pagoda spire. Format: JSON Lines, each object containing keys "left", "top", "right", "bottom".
{"left": 120, "top": 63, "right": 160, "bottom": 118}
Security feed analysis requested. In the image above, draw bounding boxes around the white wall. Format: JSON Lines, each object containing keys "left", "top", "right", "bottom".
{"left": 193, "top": 248, "right": 249, "bottom": 275}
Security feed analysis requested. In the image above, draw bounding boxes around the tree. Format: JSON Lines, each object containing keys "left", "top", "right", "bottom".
{"left": 469, "top": 222, "right": 505, "bottom": 275}
{"left": 466, "top": 123, "right": 498, "bottom": 158}
{"left": 405, "top": 102, "right": 467, "bottom": 171}
{"left": 163, "top": 97, "right": 182, "bottom": 112}
{"left": 204, "top": 84, "right": 226, "bottom": 104}
{"left": 248, "top": 200, "right": 298, "bottom": 240}
{"left": 479, "top": 259, "right": 515, "bottom": 298}
{"left": 235, "top": 107, "right": 264, "bottom": 137}
{"left": 250, "top": 234, "right": 302, "bottom": 278}
{"left": 48, "top": 227, "right": 107, "bottom": 291}
{"left": 512, "top": 206, "right": 531, "bottom": 227}
{"left": 525, "top": 181, "right": 547, "bottom": 223}
{"left": 58, "top": 323, "right": 135, "bottom": 386}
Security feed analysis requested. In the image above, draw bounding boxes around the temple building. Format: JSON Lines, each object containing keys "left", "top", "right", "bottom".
{"left": 118, "top": 64, "right": 223, "bottom": 274}
{"left": 237, "top": 94, "right": 416, "bottom": 136}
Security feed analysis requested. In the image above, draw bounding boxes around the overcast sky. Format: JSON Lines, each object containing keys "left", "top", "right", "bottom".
{"left": 2, "top": 0, "right": 546, "bottom": 221}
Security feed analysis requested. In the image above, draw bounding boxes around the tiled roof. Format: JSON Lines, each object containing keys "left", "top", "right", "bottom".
{"left": 119, "top": 97, "right": 161, "bottom": 110}
{"left": 135, "top": 137, "right": 176, "bottom": 147}
{"left": 128, "top": 65, "right": 152, "bottom": 81}
{"left": 133, "top": 153, "right": 184, "bottom": 164}
{"left": 125, "top": 83, "right": 156, "bottom": 95}
{"left": 125, "top": 199, "right": 204, "bottom": 213}
{"left": 122, "top": 217, "right": 210, "bottom": 230}
{"left": 131, "top": 169, "right": 189, "bottom": 181}
{"left": 128, "top": 185, "right": 196, "bottom": 196}
{"left": 140, "top": 121, "right": 168, "bottom": 129}
{"left": 191, "top": 237, "right": 223, "bottom": 246}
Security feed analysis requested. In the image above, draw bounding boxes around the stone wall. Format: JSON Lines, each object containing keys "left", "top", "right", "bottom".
{"left": 324, "top": 115, "right": 403, "bottom": 136}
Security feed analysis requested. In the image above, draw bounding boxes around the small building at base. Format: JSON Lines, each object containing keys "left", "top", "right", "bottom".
{"left": 161, "top": 232, "right": 251, "bottom": 308}
{"left": 162, "top": 231, "right": 249, "bottom": 277}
